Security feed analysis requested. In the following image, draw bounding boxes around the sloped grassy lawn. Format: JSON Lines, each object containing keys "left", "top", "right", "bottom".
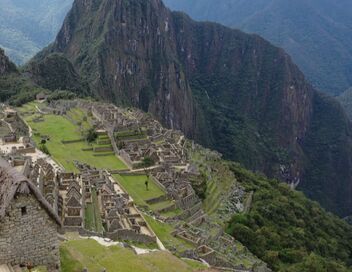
{"left": 113, "top": 174, "right": 182, "bottom": 217}
{"left": 60, "top": 239, "right": 205, "bottom": 272}
{"left": 113, "top": 174, "right": 165, "bottom": 205}
{"left": 144, "top": 215, "right": 194, "bottom": 252}
{"left": 23, "top": 113, "right": 127, "bottom": 172}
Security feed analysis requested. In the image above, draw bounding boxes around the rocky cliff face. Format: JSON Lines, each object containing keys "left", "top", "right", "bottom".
{"left": 50, "top": 0, "right": 196, "bottom": 137}
{"left": 0, "top": 48, "right": 17, "bottom": 75}
{"left": 164, "top": 0, "right": 352, "bottom": 96}
{"left": 29, "top": 0, "right": 352, "bottom": 217}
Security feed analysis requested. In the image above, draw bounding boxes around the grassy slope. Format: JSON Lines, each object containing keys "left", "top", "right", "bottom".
{"left": 60, "top": 239, "right": 205, "bottom": 272}
{"left": 19, "top": 103, "right": 127, "bottom": 172}
{"left": 144, "top": 215, "right": 195, "bottom": 252}
{"left": 113, "top": 174, "right": 181, "bottom": 217}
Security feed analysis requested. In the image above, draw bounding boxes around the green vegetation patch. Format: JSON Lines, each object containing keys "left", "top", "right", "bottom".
{"left": 113, "top": 174, "right": 180, "bottom": 217}
{"left": 227, "top": 163, "right": 352, "bottom": 271}
{"left": 60, "top": 239, "right": 203, "bottom": 272}
{"left": 19, "top": 104, "right": 127, "bottom": 172}
{"left": 84, "top": 189, "right": 104, "bottom": 233}
{"left": 144, "top": 215, "right": 194, "bottom": 252}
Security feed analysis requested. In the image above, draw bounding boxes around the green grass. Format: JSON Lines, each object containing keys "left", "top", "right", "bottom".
{"left": 113, "top": 175, "right": 165, "bottom": 206}
{"left": 84, "top": 190, "right": 104, "bottom": 233}
{"left": 84, "top": 203, "right": 96, "bottom": 231}
{"left": 159, "top": 208, "right": 183, "bottom": 218}
{"left": 67, "top": 108, "right": 91, "bottom": 130}
{"left": 149, "top": 200, "right": 175, "bottom": 211}
{"left": 122, "top": 240, "right": 159, "bottom": 250}
{"left": 182, "top": 259, "right": 208, "bottom": 270}
{"left": 113, "top": 174, "right": 180, "bottom": 216}
{"left": 60, "top": 239, "right": 204, "bottom": 272}
{"left": 190, "top": 148, "right": 235, "bottom": 216}
{"left": 144, "top": 215, "right": 194, "bottom": 252}
{"left": 17, "top": 101, "right": 39, "bottom": 113}
{"left": 20, "top": 106, "right": 127, "bottom": 172}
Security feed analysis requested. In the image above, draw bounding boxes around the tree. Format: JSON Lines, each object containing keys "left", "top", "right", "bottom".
{"left": 39, "top": 143, "right": 50, "bottom": 155}
{"left": 141, "top": 156, "right": 154, "bottom": 168}
{"left": 86, "top": 128, "right": 98, "bottom": 143}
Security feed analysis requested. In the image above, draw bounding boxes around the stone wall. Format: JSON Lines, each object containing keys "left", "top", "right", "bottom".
{"left": 0, "top": 194, "right": 60, "bottom": 270}
{"left": 107, "top": 229, "right": 156, "bottom": 244}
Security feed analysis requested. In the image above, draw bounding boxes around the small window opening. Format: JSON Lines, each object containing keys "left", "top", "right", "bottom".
{"left": 21, "top": 207, "right": 27, "bottom": 216}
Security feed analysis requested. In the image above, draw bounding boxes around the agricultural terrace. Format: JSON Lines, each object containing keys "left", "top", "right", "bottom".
{"left": 60, "top": 239, "right": 207, "bottom": 272}
{"left": 144, "top": 215, "right": 195, "bottom": 252}
{"left": 19, "top": 103, "right": 127, "bottom": 172}
{"left": 113, "top": 174, "right": 182, "bottom": 217}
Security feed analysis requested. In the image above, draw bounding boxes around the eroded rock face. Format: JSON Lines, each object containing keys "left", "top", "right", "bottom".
{"left": 0, "top": 48, "right": 17, "bottom": 75}
{"left": 29, "top": 0, "right": 352, "bottom": 217}
{"left": 52, "top": 0, "right": 196, "bottom": 136}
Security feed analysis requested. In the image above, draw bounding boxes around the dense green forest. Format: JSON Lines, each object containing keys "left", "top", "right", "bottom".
{"left": 227, "top": 163, "right": 352, "bottom": 271}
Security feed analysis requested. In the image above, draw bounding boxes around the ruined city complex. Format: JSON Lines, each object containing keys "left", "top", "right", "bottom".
{"left": 0, "top": 100, "right": 267, "bottom": 271}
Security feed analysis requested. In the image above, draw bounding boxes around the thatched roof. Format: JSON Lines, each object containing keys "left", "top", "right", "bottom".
{"left": 0, "top": 158, "right": 61, "bottom": 225}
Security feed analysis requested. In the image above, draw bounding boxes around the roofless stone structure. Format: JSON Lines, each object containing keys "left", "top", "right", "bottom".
{"left": 0, "top": 158, "right": 61, "bottom": 270}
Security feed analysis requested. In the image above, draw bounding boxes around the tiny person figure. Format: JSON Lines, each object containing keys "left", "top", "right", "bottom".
{"left": 145, "top": 179, "right": 149, "bottom": 191}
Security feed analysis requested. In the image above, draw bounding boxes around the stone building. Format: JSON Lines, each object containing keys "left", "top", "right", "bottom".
{"left": 0, "top": 158, "right": 61, "bottom": 270}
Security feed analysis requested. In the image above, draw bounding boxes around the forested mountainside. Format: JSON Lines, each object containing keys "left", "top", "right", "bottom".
{"left": 25, "top": 0, "right": 352, "bottom": 218}
{"left": 164, "top": 0, "right": 352, "bottom": 96}
{"left": 0, "top": 0, "right": 73, "bottom": 64}
{"left": 0, "top": 47, "right": 72, "bottom": 106}
{"left": 227, "top": 163, "right": 352, "bottom": 271}
{"left": 0, "top": 48, "right": 17, "bottom": 75}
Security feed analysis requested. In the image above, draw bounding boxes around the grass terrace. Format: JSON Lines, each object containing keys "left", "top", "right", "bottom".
{"left": 113, "top": 174, "right": 182, "bottom": 217}
{"left": 115, "top": 129, "right": 148, "bottom": 141}
{"left": 19, "top": 104, "right": 127, "bottom": 172}
{"left": 60, "top": 239, "right": 205, "bottom": 272}
{"left": 84, "top": 189, "right": 104, "bottom": 233}
{"left": 144, "top": 215, "right": 194, "bottom": 252}
{"left": 66, "top": 108, "right": 92, "bottom": 131}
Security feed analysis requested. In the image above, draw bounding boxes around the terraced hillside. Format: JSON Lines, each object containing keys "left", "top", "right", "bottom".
{"left": 61, "top": 238, "right": 208, "bottom": 272}
{"left": 18, "top": 102, "right": 127, "bottom": 172}
{"left": 14, "top": 99, "right": 352, "bottom": 271}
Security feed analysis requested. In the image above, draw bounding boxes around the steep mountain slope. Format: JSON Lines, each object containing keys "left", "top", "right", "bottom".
{"left": 0, "top": 48, "right": 55, "bottom": 106}
{"left": 0, "top": 48, "right": 17, "bottom": 75}
{"left": 227, "top": 163, "right": 352, "bottom": 271}
{"left": 164, "top": 0, "right": 352, "bottom": 96}
{"left": 0, "top": 0, "right": 73, "bottom": 64}
{"left": 28, "top": 0, "right": 352, "bottom": 218}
